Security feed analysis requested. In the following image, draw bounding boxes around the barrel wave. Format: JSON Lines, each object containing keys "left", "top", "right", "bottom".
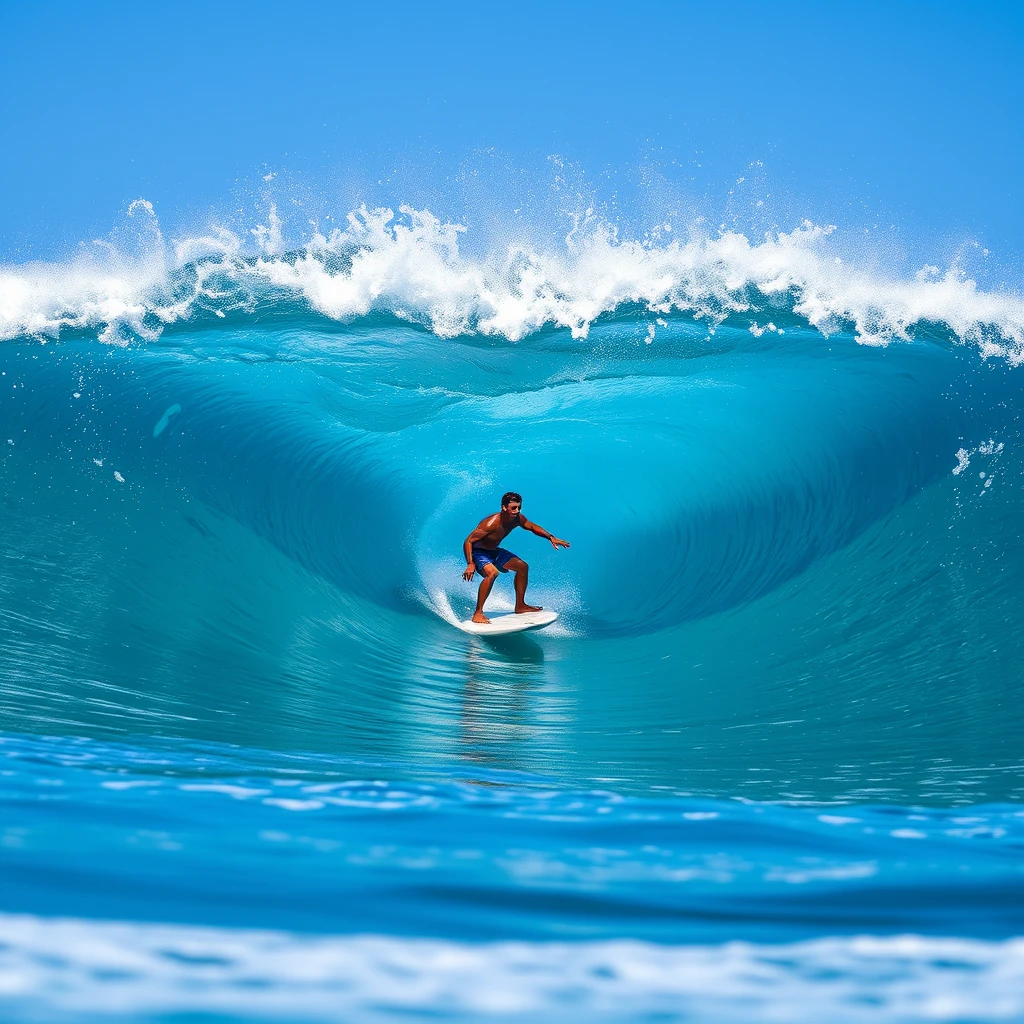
{"left": 2, "top": 209, "right": 1024, "bottom": 1021}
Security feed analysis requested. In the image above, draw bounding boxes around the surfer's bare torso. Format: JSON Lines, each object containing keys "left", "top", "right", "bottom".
{"left": 470, "top": 510, "right": 529, "bottom": 550}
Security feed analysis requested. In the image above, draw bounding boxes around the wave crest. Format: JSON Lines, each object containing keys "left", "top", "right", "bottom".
{"left": 1, "top": 201, "right": 1023, "bottom": 357}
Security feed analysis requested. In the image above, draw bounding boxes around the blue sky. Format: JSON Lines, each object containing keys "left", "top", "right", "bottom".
{"left": 1, "top": 0, "right": 1021, "bottom": 274}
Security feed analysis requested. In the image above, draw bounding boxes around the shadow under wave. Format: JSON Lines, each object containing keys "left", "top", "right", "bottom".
{"left": 416, "top": 340, "right": 992, "bottom": 637}
{"left": 0, "top": 325, "right": 1003, "bottom": 644}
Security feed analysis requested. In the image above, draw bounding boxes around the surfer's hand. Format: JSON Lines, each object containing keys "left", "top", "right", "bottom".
{"left": 550, "top": 537, "right": 570, "bottom": 550}
{"left": 462, "top": 563, "right": 476, "bottom": 581}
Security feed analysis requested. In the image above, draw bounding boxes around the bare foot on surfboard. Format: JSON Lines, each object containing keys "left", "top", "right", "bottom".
{"left": 471, "top": 612, "right": 491, "bottom": 623}
{"left": 515, "top": 603, "right": 543, "bottom": 613}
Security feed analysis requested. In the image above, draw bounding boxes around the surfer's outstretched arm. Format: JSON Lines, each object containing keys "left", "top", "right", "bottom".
{"left": 520, "top": 516, "right": 570, "bottom": 550}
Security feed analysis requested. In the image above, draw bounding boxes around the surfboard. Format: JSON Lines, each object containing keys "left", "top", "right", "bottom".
{"left": 457, "top": 609, "right": 558, "bottom": 636}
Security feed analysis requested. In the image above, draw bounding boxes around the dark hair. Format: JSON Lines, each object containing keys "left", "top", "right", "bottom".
{"left": 501, "top": 491, "right": 522, "bottom": 508}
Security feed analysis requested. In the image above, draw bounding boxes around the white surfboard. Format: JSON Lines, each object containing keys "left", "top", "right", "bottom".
{"left": 457, "top": 609, "right": 558, "bottom": 636}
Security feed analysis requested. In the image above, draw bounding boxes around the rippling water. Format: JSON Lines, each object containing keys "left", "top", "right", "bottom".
{"left": 1, "top": 210, "right": 1023, "bottom": 1020}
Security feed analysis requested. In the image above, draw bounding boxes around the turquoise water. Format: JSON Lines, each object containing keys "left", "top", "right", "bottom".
{"left": 2, "top": 219, "right": 1024, "bottom": 1020}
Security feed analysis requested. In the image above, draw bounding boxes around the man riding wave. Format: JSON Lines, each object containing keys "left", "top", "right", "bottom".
{"left": 462, "top": 491, "right": 570, "bottom": 624}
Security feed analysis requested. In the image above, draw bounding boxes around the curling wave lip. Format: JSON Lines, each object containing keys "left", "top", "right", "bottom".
{"left": 1, "top": 203, "right": 1023, "bottom": 359}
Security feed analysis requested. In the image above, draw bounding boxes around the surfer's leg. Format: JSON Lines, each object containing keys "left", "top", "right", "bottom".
{"left": 504, "top": 557, "right": 542, "bottom": 613}
{"left": 472, "top": 565, "right": 500, "bottom": 623}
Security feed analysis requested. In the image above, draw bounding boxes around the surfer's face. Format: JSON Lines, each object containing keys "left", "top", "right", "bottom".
{"left": 504, "top": 502, "right": 521, "bottom": 517}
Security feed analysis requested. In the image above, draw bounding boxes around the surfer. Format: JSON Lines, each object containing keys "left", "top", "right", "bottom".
{"left": 462, "top": 491, "right": 570, "bottom": 623}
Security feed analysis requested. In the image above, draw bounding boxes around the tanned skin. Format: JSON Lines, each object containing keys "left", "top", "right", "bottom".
{"left": 462, "top": 497, "right": 570, "bottom": 623}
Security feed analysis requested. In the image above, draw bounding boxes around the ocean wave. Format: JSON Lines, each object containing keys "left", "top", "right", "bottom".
{"left": 3, "top": 226, "right": 1024, "bottom": 802}
{"left": 0, "top": 331, "right": 983, "bottom": 640}
{"left": 1, "top": 201, "right": 1022, "bottom": 357}
{"left": 1, "top": 912, "right": 1022, "bottom": 1023}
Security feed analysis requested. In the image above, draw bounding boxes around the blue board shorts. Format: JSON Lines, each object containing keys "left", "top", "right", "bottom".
{"left": 472, "top": 546, "right": 517, "bottom": 573}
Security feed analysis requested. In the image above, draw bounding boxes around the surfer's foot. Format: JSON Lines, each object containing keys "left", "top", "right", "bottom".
{"left": 515, "top": 603, "right": 543, "bottom": 613}
{"left": 471, "top": 612, "right": 491, "bottom": 624}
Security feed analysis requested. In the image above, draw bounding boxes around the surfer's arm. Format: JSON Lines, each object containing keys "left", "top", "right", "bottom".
{"left": 520, "top": 517, "right": 570, "bottom": 550}
{"left": 462, "top": 523, "right": 489, "bottom": 580}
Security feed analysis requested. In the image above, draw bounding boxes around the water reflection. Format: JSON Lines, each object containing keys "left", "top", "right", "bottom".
{"left": 459, "top": 634, "right": 548, "bottom": 767}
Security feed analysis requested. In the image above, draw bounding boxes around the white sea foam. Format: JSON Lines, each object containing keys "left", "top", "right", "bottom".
{"left": 0, "top": 912, "right": 1021, "bottom": 1022}
{"left": 1, "top": 202, "right": 1023, "bottom": 359}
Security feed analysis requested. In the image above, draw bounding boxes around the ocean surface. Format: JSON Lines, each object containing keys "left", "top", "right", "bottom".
{"left": 2, "top": 204, "right": 1024, "bottom": 1022}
